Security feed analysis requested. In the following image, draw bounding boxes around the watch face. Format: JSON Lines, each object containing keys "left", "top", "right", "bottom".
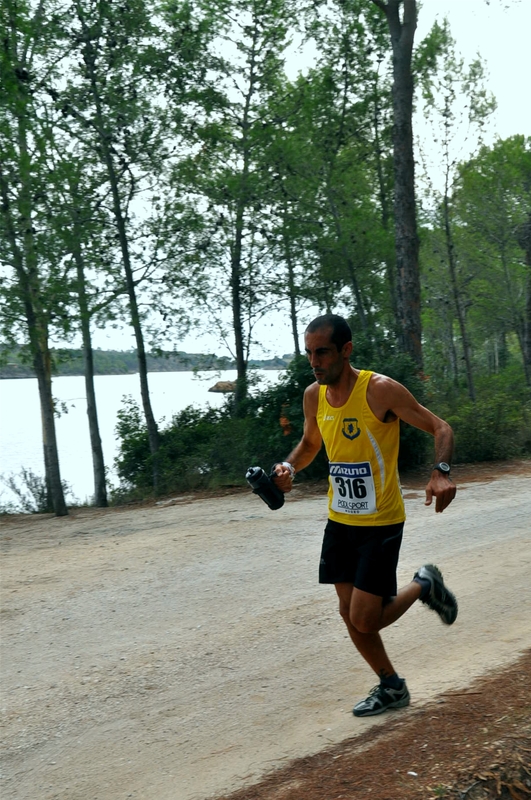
{"left": 437, "top": 462, "right": 451, "bottom": 473}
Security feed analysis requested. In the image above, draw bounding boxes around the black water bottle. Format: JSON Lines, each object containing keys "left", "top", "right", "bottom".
{"left": 245, "top": 466, "right": 285, "bottom": 510}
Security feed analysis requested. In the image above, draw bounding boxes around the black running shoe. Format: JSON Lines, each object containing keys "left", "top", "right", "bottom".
{"left": 414, "top": 563, "right": 458, "bottom": 625}
{"left": 352, "top": 682, "right": 410, "bottom": 717}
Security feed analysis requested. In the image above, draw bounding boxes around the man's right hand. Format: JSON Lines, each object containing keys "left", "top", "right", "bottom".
{"left": 272, "top": 463, "right": 294, "bottom": 493}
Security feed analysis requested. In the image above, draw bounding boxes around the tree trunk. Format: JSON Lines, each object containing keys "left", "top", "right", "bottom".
{"left": 282, "top": 219, "right": 300, "bottom": 357}
{"left": 102, "top": 148, "right": 160, "bottom": 487}
{"left": 69, "top": 203, "right": 108, "bottom": 506}
{"left": 0, "top": 122, "right": 68, "bottom": 517}
{"left": 326, "top": 187, "right": 368, "bottom": 335}
{"left": 33, "top": 333, "right": 68, "bottom": 515}
{"left": 81, "top": 324, "right": 108, "bottom": 506}
{"left": 372, "top": 0, "right": 422, "bottom": 368}
{"left": 525, "top": 260, "right": 531, "bottom": 386}
{"left": 231, "top": 186, "right": 249, "bottom": 414}
{"left": 500, "top": 240, "right": 530, "bottom": 387}
{"left": 229, "top": 14, "right": 261, "bottom": 416}
{"left": 230, "top": 114, "right": 251, "bottom": 414}
{"left": 443, "top": 191, "right": 476, "bottom": 401}
{"left": 372, "top": 68, "right": 398, "bottom": 325}
{"left": 78, "top": 11, "right": 160, "bottom": 486}
{"left": 516, "top": 213, "right": 531, "bottom": 386}
{"left": 2, "top": 204, "right": 68, "bottom": 516}
{"left": 448, "top": 324, "right": 459, "bottom": 388}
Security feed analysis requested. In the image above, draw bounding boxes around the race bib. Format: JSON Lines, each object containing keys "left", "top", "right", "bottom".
{"left": 329, "top": 461, "right": 377, "bottom": 515}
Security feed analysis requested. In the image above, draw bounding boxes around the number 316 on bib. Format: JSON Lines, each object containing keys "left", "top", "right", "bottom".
{"left": 329, "top": 461, "right": 377, "bottom": 515}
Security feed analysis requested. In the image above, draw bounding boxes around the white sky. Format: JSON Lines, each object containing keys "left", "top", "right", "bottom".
{"left": 416, "top": 0, "right": 529, "bottom": 143}
{"left": 91, "top": 0, "right": 531, "bottom": 359}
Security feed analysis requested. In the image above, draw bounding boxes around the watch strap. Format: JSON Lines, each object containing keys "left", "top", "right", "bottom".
{"left": 432, "top": 462, "right": 451, "bottom": 475}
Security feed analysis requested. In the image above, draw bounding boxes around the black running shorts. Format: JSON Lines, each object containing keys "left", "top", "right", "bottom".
{"left": 318, "top": 519, "right": 404, "bottom": 598}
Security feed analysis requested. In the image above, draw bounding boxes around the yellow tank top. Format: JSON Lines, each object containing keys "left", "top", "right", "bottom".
{"left": 316, "top": 370, "right": 405, "bottom": 526}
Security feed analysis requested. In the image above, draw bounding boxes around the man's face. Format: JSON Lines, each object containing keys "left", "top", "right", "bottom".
{"left": 304, "top": 327, "right": 350, "bottom": 385}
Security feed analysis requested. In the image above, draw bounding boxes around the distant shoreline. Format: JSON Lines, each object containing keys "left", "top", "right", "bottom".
{"left": 0, "top": 365, "right": 286, "bottom": 380}
{"left": 0, "top": 348, "right": 293, "bottom": 380}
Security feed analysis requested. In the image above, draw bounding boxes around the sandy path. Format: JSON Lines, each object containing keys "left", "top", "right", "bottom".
{"left": 1, "top": 468, "right": 530, "bottom": 800}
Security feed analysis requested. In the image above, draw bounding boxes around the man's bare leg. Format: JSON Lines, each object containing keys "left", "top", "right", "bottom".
{"left": 335, "top": 581, "right": 421, "bottom": 678}
{"left": 335, "top": 582, "right": 416, "bottom": 716}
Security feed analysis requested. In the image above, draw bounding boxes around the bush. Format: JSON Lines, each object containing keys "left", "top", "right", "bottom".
{"left": 0, "top": 468, "right": 76, "bottom": 513}
{"left": 448, "top": 394, "right": 531, "bottom": 463}
{"left": 113, "top": 349, "right": 438, "bottom": 500}
{"left": 114, "top": 396, "right": 151, "bottom": 489}
{"left": 112, "top": 360, "right": 319, "bottom": 497}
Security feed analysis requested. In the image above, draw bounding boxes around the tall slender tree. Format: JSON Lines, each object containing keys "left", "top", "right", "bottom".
{"left": 256, "top": 1, "right": 396, "bottom": 354}
{"left": 417, "top": 23, "right": 496, "bottom": 401}
{"left": 370, "top": 0, "right": 422, "bottom": 367}
{"left": 455, "top": 136, "right": 531, "bottom": 385}
{"left": 0, "top": 0, "right": 69, "bottom": 515}
{"left": 43, "top": 149, "right": 123, "bottom": 507}
{"left": 164, "top": 0, "right": 296, "bottom": 415}
{"left": 54, "top": 0, "right": 166, "bottom": 487}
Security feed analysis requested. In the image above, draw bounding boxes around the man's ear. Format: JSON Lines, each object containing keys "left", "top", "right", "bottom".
{"left": 343, "top": 341, "right": 353, "bottom": 358}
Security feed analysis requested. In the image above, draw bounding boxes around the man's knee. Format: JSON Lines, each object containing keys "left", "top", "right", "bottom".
{"left": 339, "top": 603, "right": 380, "bottom": 633}
{"left": 349, "top": 602, "right": 383, "bottom": 633}
{"left": 352, "top": 615, "right": 380, "bottom": 634}
{"left": 338, "top": 601, "right": 351, "bottom": 624}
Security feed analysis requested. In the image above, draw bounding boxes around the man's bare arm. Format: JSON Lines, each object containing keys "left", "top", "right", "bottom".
{"left": 273, "top": 385, "right": 322, "bottom": 493}
{"left": 369, "top": 375, "right": 456, "bottom": 513}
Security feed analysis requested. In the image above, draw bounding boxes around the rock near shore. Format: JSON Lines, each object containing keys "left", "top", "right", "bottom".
{"left": 208, "top": 380, "right": 237, "bottom": 393}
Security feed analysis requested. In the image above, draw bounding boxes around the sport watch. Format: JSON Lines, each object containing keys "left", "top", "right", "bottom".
{"left": 432, "top": 462, "right": 451, "bottom": 476}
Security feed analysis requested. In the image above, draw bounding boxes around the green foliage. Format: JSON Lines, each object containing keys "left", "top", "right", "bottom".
{"left": 242, "top": 357, "right": 330, "bottom": 479}
{"left": 412, "top": 20, "right": 451, "bottom": 85}
{"left": 259, "top": 8, "right": 395, "bottom": 338}
{"left": 113, "top": 397, "right": 151, "bottom": 490}
{"left": 113, "top": 360, "right": 319, "bottom": 496}
{"left": 3, "top": 4, "right": 531, "bottom": 509}
{"left": 447, "top": 395, "right": 531, "bottom": 463}
{"left": 421, "top": 135, "right": 531, "bottom": 392}
{"left": 113, "top": 349, "right": 436, "bottom": 500}
{"left": 430, "top": 366, "right": 531, "bottom": 463}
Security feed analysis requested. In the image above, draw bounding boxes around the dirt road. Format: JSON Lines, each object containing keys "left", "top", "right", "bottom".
{"left": 1, "top": 464, "right": 530, "bottom": 800}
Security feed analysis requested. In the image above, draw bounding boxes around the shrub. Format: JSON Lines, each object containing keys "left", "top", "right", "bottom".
{"left": 0, "top": 468, "right": 76, "bottom": 513}
{"left": 112, "top": 360, "right": 318, "bottom": 497}
{"left": 113, "top": 349, "right": 437, "bottom": 500}
{"left": 448, "top": 394, "right": 531, "bottom": 462}
{"left": 114, "top": 396, "right": 151, "bottom": 489}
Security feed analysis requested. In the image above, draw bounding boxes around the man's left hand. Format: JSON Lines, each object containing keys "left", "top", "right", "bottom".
{"left": 424, "top": 473, "right": 456, "bottom": 513}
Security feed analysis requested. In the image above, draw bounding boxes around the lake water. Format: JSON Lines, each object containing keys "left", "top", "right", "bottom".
{"left": 0, "top": 370, "right": 282, "bottom": 507}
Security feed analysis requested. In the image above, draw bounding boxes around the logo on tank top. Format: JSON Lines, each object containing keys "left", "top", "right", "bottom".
{"left": 342, "top": 418, "right": 361, "bottom": 440}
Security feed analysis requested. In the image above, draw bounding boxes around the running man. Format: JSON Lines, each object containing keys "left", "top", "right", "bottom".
{"left": 273, "top": 314, "right": 458, "bottom": 717}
